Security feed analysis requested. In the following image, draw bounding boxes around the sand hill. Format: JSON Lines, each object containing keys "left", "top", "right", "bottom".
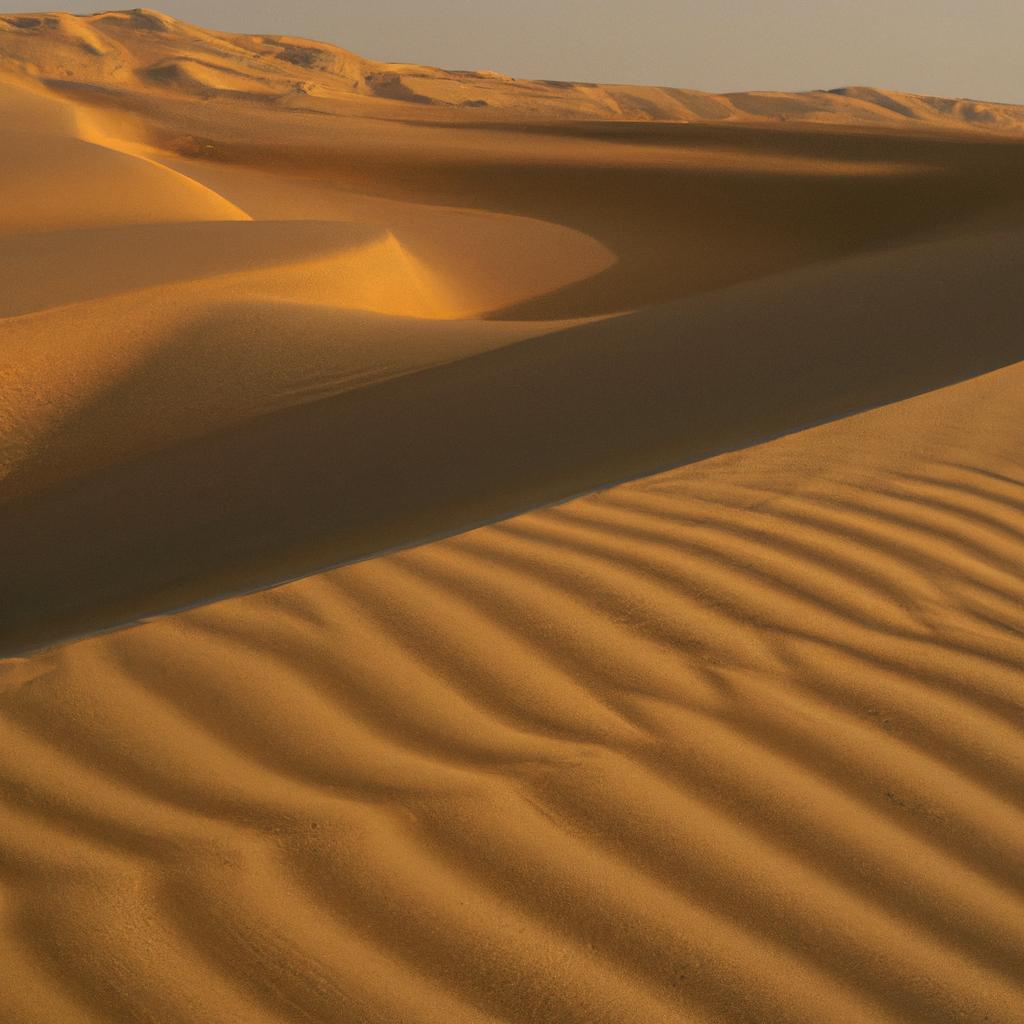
{"left": 1, "top": 8, "right": 1023, "bottom": 1024}
{"left": 4, "top": 8, "right": 1024, "bottom": 129}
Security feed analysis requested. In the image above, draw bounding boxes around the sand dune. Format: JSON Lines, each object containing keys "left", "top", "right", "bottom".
{"left": 4, "top": 212, "right": 1024, "bottom": 651}
{"left": 6, "top": 8, "right": 1024, "bottom": 131}
{"left": 2, "top": 352, "right": 1022, "bottom": 1024}
{"left": 1, "top": 8, "right": 1023, "bottom": 1024}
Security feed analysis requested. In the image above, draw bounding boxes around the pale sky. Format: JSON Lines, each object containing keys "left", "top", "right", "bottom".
{"left": 10, "top": 1, "right": 1024, "bottom": 104}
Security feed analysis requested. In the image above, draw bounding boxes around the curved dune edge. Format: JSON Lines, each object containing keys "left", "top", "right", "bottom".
{"left": 1, "top": 352, "right": 1022, "bottom": 1024}
{"left": 0, "top": 127, "right": 250, "bottom": 234}
{"left": 0, "top": 203, "right": 603, "bottom": 500}
{"left": 0, "top": 86, "right": 616, "bottom": 502}
{"left": 3, "top": 215, "right": 1024, "bottom": 655}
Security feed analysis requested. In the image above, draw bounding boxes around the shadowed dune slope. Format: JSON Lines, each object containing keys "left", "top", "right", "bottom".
{"left": 3, "top": 217, "right": 1024, "bottom": 654}
{"left": 1, "top": 10, "right": 1024, "bottom": 1024}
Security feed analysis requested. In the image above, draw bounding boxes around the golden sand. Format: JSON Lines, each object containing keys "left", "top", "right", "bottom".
{"left": 1, "top": 10, "right": 1023, "bottom": 1023}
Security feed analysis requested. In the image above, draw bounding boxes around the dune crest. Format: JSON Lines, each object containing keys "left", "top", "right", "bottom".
{"left": 5, "top": 8, "right": 1024, "bottom": 131}
{"left": 1, "top": 9, "right": 1023, "bottom": 1024}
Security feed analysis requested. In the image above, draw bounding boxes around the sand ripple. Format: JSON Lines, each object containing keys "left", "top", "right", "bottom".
{"left": 3, "top": 367, "right": 1023, "bottom": 1023}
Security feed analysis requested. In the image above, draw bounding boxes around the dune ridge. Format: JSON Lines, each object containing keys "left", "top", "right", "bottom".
{"left": 5, "top": 8, "right": 1024, "bottom": 132}
{"left": 1, "top": 8, "right": 1023, "bottom": 1024}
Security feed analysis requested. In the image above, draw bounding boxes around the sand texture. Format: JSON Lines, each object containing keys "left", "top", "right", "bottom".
{"left": 1, "top": 9, "right": 1023, "bottom": 1024}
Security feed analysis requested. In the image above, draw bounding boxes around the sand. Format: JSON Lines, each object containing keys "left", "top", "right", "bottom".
{"left": 1, "top": 9, "right": 1023, "bottom": 1024}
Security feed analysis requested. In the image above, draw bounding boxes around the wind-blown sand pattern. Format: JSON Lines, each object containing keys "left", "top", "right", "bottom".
{"left": 1, "top": 9, "right": 1023, "bottom": 1024}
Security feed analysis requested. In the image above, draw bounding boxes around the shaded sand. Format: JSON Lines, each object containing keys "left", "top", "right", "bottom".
{"left": 1, "top": 9, "right": 1024, "bottom": 1024}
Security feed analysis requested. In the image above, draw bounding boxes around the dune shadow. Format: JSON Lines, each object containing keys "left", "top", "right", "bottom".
{"left": 2, "top": 220, "right": 1024, "bottom": 654}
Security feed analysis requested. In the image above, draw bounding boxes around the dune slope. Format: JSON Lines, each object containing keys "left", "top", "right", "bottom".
{"left": 2, "top": 347, "right": 1023, "bottom": 1024}
{"left": 1, "top": 9, "right": 1023, "bottom": 1024}
{"left": 4, "top": 218, "right": 1024, "bottom": 653}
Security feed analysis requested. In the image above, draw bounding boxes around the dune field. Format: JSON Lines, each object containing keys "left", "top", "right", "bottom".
{"left": 1, "top": 9, "right": 1023, "bottom": 1023}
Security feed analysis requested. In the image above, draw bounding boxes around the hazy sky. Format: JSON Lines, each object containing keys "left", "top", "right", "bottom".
{"left": 12, "top": 1, "right": 1024, "bottom": 103}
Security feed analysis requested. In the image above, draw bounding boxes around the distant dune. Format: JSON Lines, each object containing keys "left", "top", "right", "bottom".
{"left": 5, "top": 7, "right": 1024, "bottom": 130}
{"left": 1, "top": 9, "right": 1023, "bottom": 1024}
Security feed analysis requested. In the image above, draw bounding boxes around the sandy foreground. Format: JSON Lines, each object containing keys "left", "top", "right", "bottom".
{"left": 1, "top": 9, "right": 1023, "bottom": 1023}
